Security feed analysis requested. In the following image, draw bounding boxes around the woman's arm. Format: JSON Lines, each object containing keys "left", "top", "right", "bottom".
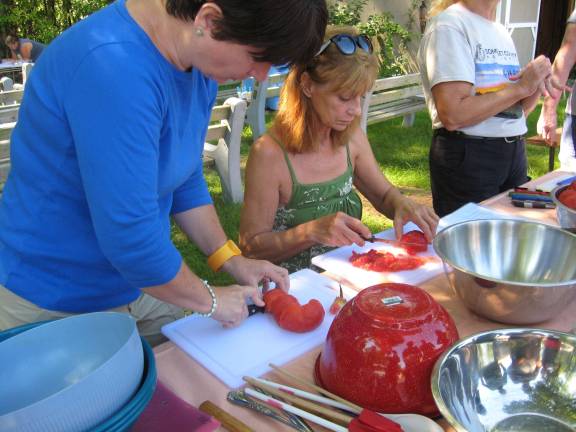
{"left": 350, "top": 128, "right": 438, "bottom": 240}
{"left": 142, "top": 261, "right": 264, "bottom": 328}
{"left": 173, "top": 204, "right": 289, "bottom": 291}
{"left": 539, "top": 23, "right": 576, "bottom": 144}
{"left": 432, "top": 55, "right": 551, "bottom": 131}
{"left": 19, "top": 41, "right": 32, "bottom": 60}
{"left": 239, "top": 136, "right": 370, "bottom": 263}
{"left": 240, "top": 136, "right": 316, "bottom": 262}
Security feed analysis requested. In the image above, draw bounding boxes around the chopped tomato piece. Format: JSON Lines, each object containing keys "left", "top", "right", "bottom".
{"left": 263, "top": 288, "right": 325, "bottom": 333}
{"left": 329, "top": 296, "right": 347, "bottom": 315}
{"left": 399, "top": 230, "right": 428, "bottom": 255}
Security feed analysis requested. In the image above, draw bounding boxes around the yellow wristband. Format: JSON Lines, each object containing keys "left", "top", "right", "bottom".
{"left": 207, "top": 240, "right": 242, "bottom": 272}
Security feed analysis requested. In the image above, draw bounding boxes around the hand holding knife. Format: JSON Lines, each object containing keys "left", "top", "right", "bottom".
{"left": 247, "top": 279, "right": 269, "bottom": 316}
{"left": 247, "top": 303, "right": 266, "bottom": 316}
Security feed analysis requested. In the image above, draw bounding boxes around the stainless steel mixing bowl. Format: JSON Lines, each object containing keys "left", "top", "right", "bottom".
{"left": 551, "top": 184, "right": 576, "bottom": 230}
{"left": 432, "top": 328, "right": 576, "bottom": 432}
{"left": 433, "top": 219, "right": 576, "bottom": 324}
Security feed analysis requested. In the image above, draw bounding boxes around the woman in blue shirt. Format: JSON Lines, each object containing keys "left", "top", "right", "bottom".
{"left": 0, "top": 0, "right": 328, "bottom": 345}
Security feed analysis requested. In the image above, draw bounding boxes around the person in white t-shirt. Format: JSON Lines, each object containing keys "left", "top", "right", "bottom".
{"left": 418, "top": 0, "right": 556, "bottom": 216}
{"left": 537, "top": 8, "right": 576, "bottom": 172}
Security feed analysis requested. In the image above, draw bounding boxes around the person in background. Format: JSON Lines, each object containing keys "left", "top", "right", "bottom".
{"left": 0, "top": 0, "right": 328, "bottom": 345}
{"left": 418, "top": 0, "right": 556, "bottom": 217}
{"left": 537, "top": 8, "right": 576, "bottom": 172}
{"left": 239, "top": 26, "right": 438, "bottom": 273}
{"left": 4, "top": 34, "right": 46, "bottom": 62}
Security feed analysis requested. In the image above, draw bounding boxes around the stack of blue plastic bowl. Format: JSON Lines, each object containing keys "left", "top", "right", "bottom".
{"left": 0, "top": 314, "right": 157, "bottom": 432}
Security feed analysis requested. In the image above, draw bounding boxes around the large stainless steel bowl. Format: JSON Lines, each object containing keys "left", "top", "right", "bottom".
{"left": 433, "top": 219, "right": 576, "bottom": 324}
{"left": 551, "top": 184, "right": 576, "bottom": 230}
{"left": 432, "top": 328, "right": 576, "bottom": 432}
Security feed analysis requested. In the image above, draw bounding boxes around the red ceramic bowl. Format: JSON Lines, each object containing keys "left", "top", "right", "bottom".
{"left": 315, "top": 283, "right": 458, "bottom": 416}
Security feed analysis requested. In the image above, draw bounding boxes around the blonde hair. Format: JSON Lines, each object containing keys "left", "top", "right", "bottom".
{"left": 272, "top": 25, "right": 379, "bottom": 153}
{"left": 428, "top": 0, "right": 458, "bottom": 18}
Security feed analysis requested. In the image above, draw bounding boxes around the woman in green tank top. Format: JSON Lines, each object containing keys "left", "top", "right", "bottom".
{"left": 240, "top": 26, "right": 439, "bottom": 273}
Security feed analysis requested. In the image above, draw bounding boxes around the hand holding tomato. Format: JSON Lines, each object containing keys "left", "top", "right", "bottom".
{"left": 390, "top": 196, "right": 439, "bottom": 243}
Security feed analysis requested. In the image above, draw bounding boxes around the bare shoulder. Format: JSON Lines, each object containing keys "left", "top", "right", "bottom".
{"left": 249, "top": 134, "right": 285, "bottom": 166}
{"left": 246, "top": 134, "right": 290, "bottom": 187}
{"left": 348, "top": 125, "right": 372, "bottom": 159}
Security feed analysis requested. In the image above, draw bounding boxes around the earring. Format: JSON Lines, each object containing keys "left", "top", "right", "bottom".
{"left": 195, "top": 27, "right": 204, "bottom": 37}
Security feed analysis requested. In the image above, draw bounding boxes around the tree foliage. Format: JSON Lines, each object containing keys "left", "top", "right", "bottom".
{"left": 328, "top": 0, "right": 417, "bottom": 77}
{"left": 328, "top": 0, "right": 367, "bottom": 26}
{"left": 0, "top": 0, "right": 111, "bottom": 56}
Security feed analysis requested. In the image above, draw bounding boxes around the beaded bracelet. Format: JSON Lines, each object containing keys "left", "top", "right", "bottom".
{"left": 196, "top": 279, "right": 217, "bottom": 318}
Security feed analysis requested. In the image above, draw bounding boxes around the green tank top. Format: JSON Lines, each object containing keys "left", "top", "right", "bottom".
{"left": 271, "top": 136, "right": 362, "bottom": 273}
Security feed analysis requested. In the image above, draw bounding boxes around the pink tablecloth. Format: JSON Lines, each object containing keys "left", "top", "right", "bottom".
{"left": 154, "top": 170, "right": 576, "bottom": 432}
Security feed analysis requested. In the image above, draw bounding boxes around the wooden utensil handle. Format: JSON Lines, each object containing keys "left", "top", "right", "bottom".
{"left": 269, "top": 363, "right": 363, "bottom": 413}
{"left": 199, "top": 400, "right": 254, "bottom": 432}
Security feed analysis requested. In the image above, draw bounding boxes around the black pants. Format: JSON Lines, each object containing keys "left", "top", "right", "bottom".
{"left": 429, "top": 129, "right": 528, "bottom": 217}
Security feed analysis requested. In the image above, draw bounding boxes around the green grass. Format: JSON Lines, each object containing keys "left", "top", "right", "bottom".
{"left": 174, "top": 104, "right": 556, "bottom": 283}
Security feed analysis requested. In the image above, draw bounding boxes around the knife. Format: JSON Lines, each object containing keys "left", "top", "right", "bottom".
{"left": 364, "top": 236, "right": 427, "bottom": 248}
{"left": 227, "top": 390, "right": 313, "bottom": 432}
{"left": 247, "top": 303, "right": 266, "bottom": 316}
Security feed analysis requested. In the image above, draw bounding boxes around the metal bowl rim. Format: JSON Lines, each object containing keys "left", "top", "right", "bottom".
{"left": 431, "top": 327, "right": 576, "bottom": 432}
{"left": 551, "top": 184, "right": 576, "bottom": 215}
{"left": 432, "top": 219, "right": 576, "bottom": 288}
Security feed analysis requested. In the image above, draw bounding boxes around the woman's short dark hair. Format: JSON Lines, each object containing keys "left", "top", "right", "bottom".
{"left": 165, "top": 0, "right": 328, "bottom": 66}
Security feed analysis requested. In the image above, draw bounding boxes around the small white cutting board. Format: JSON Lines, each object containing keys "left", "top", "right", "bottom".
{"left": 311, "top": 222, "right": 445, "bottom": 289}
{"left": 161, "top": 269, "right": 356, "bottom": 389}
{"left": 311, "top": 205, "right": 530, "bottom": 290}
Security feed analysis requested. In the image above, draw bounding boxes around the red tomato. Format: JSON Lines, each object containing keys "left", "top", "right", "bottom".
{"left": 400, "top": 230, "right": 428, "bottom": 255}
{"left": 263, "top": 288, "right": 325, "bottom": 333}
{"left": 559, "top": 189, "right": 576, "bottom": 210}
{"left": 329, "top": 297, "right": 347, "bottom": 315}
{"left": 262, "top": 288, "right": 286, "bottom": 312}
{"left": 568, "top": 180, "right": 576, "bottom": 191}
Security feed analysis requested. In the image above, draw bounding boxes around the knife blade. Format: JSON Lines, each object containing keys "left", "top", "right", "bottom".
{"left": 227, "top": 390, "right": 313, "bottom": 432}
{"left": 365, "top": 236, "right": 428, "bottom": 248}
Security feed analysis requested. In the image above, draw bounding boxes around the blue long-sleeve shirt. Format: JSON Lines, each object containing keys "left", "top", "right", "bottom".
{"left": 0, "top": 0, "right": 216, "bottom": 312}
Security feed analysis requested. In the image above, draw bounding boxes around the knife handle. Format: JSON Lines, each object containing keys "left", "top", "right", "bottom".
{"left": 199, "top": 400, "right": 254, "bottom": 432}
{"left": 247, "top": 304, "right": 266, "bottom": 316}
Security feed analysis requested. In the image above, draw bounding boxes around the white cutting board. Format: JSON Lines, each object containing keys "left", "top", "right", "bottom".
{"left": 311, "top": 204, "right": 530, "bottom": 290}
{"left": 311, "top": 222, "right": 445, "bottom": 289}
{"left": 161, "top": 269, "right": 356, "bottom": 389}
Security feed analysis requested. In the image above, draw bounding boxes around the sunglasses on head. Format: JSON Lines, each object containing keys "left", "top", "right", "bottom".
{"left": 316, "top": 34, "right": 373, "bottom": 57}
